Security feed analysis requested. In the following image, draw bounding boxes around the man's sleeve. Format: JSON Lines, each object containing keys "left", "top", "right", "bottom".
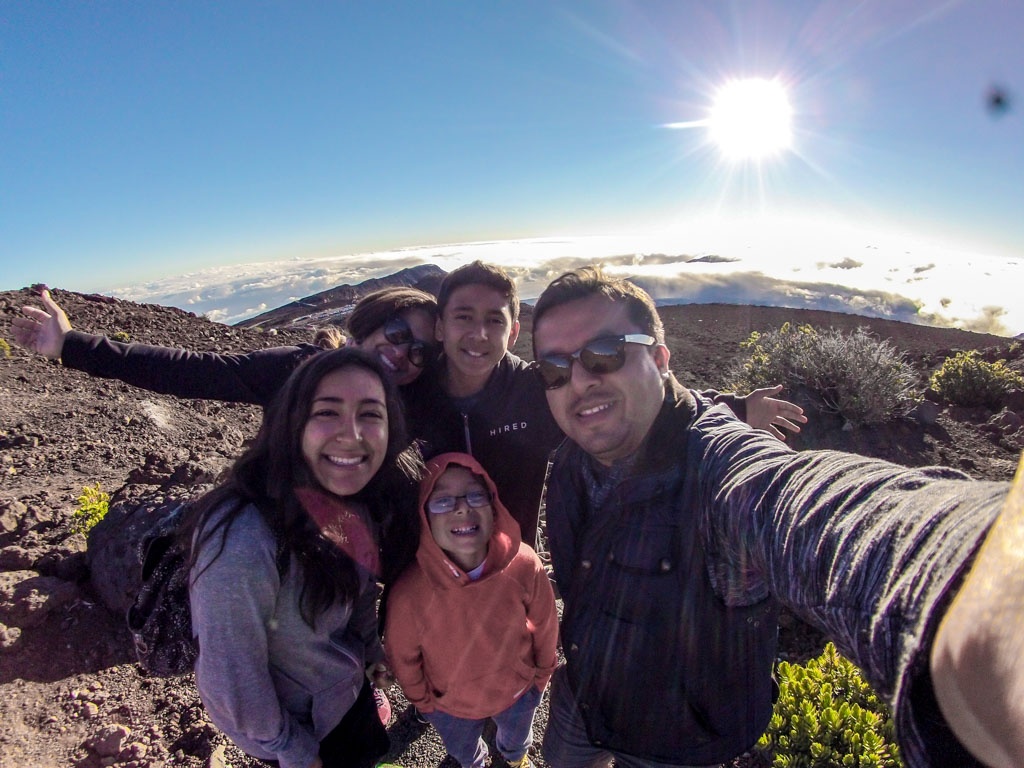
{"left": 695, "top": 388, "right": 748, "bottom": 422}
{"left": 61, "top": 330, "right": 315, "bottom": 404}
{"left": 694, "top": 408, "right": 1007, "bottom": 766}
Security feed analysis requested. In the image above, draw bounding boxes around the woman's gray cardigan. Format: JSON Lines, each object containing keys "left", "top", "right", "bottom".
{"left": 189, "top": 503, "right": 384, "bottom": 768}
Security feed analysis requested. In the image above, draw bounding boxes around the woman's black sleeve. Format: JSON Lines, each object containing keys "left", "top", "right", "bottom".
{"left": 60, "top": 330, "right": 320, "bottom": 406}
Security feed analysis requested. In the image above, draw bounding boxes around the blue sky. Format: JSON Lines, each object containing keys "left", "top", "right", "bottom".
{"left": 2, "top": 1, "right": 1022, "bottom": 330}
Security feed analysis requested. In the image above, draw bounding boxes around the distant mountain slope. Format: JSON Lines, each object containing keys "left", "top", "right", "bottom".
{"left": 234, "top": 263, "right": 447, "bottom": 329}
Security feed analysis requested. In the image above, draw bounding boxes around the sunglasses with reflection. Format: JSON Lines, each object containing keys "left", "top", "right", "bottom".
{"left": 531, "top": 334, "right": 656, "bottom": 390}
{"left": 380, "top": 315, "right": 439, "bottom": 368}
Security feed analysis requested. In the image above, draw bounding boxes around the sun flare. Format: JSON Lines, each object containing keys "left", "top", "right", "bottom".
{"left": 708, "top": 78, "right": 793, "bottom": 161}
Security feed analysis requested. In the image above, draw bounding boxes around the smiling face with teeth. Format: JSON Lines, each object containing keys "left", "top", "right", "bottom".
{"left": 352, "top": 307, "right": 436, "bottom": 387}
{"left": 426, "top": 465, "right": 494, "bottom": 572}
{"left": 436, "top": 284, "right": 520, "bottom": 397}
{"left": 301, "top": 367, "right": 389, "bottom": 498}
{"left": 534, "top": 294, "right": 670, "bottom": 466}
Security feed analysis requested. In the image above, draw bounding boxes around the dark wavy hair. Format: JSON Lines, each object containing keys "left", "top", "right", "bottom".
{"left": 437, "top": 261, "right": 520, "bottom": 323}
{"left": 187, "top": 347, "right": 422, "bottom": 627}
{"left": 346, "top": 287, "right": 438, "bottom": 343}
{"left": 532, "top": 266, "right": 665, "bottom": 354}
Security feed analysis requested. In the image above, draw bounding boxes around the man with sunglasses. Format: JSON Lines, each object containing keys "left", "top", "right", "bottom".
{"left": 532, "top": 266, "right": 1021, "bottom": 768}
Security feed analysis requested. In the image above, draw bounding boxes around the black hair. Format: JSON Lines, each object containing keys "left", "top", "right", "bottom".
{"left": 532, "top": 266, "right": 665, "bottom": 355}
{"left": 346, "top": 287, "right": 437, "bottom": 342}
{"left": 437, "top": 261, "right": 520, "bottom": 323}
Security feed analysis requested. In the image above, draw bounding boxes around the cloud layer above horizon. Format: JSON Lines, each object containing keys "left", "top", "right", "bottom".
{"left": 109, "top": 230, "right": 1022, "bottom": 337}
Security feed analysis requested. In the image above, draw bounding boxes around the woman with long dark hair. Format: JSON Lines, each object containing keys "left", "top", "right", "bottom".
{"left": 186, "top": 347, "right": 421, "bottom": 768}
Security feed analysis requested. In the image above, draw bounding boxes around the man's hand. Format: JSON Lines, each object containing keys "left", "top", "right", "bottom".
{"left": 931, "top": 452, "right": 1024, "bottom": 767}
{"left": 365, "top": 661, "right": 395, "bottom": 689}
{"left": 11, "top": 288, "right": 71, "bottom": 360}
{"left": 743, "top": 385, "right": 808, "bottom": 441}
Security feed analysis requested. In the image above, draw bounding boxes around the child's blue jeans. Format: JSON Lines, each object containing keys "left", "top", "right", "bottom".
{"left": 423, "top": 685, "right": 542, "bottom": 768}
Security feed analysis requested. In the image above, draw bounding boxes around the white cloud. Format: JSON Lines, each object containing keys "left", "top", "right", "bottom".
{"left": 816, "top": 258, "right": 863, "bottom": 270}
{"left": 104, "top": 229, "right": 1023, "bottom": 336}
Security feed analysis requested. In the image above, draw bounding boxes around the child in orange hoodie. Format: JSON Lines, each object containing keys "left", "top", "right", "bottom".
{"left": 384, "top": 452, "right": 558, "bottom": 768}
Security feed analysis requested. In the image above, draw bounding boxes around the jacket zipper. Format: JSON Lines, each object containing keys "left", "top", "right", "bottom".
{"left": 462, "top": 412, "right": 473, "bottom": 455}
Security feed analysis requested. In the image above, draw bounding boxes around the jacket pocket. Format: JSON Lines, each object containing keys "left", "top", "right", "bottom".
{"left": 268, "top": 664, "right": 313, "bottom": 722}
{"left": 434, "top": 657, "right": 535, "bottom": 716}
{"left": 310, "top": 672, "right": 363, "bottom": 739}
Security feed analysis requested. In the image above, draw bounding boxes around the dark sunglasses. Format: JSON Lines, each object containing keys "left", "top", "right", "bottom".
{"left": 382, "top": 316, "right": 437, "bottom": 368}
{"left": 427, "top": 490, "right": 493, "bottom": 515}
{"left": 533, "top": 333, "right": 656, "bottom": 390}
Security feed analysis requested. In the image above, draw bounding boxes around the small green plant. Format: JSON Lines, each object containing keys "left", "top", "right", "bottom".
{"left": 756, "top": 642, "right": 902, "bottom": 767}
{"left": 110, "top": 331, "right": 131, "bottom": 343}
{"left": 0, "top": 337, "right": 11, "bottom": 358}
{"left": 731, "top": 323, "right": 918, "bottom": 426}
{"left": 930, "top": 350, "right": 1024, "bottom": 408}
{"left": 72, "top": 483, "right": 110, "bottom": 535}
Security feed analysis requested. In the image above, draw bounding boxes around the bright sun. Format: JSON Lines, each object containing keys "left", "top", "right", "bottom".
{"left": 708, "top": 78, "right": 793, "bottom": 161}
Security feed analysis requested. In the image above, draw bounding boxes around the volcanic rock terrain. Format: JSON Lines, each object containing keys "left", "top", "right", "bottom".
{"left": 1, "top": 285, "right": 1022, "bottom": 768}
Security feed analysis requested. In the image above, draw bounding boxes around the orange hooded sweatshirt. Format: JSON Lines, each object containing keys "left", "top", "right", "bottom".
{"left": 384, "top": 452, "right": 559, "bottom": 720}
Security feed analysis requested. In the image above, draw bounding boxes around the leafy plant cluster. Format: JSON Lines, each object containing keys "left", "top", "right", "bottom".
{"left": 731, "top": 323, "right": 918, "bottom": 426}
{"left": 757, "top": 642, "right": 902, "bottom": 768}
{"left": 929, "top": 349, "right": 1024, "bottom": 408}
{"left": 71, "top": 483, "right": 110, "bottom": 535}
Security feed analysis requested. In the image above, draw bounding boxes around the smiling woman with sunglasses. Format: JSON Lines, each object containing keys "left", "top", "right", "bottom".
{"left": 350, "top": 310, "right": 438, "bottom": 383}
{"left": 13, "top": 286, "right": 440, "bottom": 402}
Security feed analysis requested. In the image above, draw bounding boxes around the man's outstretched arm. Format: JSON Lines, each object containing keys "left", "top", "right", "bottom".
{"left": 742, "top": 384, "right": 808, "bottom": 440}
{"left": 931, "top": 454, "right": 1024, "bottom": 768}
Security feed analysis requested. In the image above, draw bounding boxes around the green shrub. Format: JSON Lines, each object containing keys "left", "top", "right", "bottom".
{"left": 731, "top": 323, "right": 918, "bottom": 426}
{"left": 0, "top": 337, "right": 11, "bottom": 358}
{"left": 110, "top": 331, "right": 131, "bottom": 343}
{"left": 929, "top": 350, "right": 1024, "bottom": 408}
{"left": 756, "top": 642, "right": 902, "bottom": 767}
{"left": 72, "top": 483, "right": 110, "bottom": 535}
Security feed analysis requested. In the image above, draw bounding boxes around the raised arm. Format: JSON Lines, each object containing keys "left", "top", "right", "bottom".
{"left": 12, "top": 288, "right": 70, "bottom": 359}
{"left": 931, "top": 454, "right": 1024, "bottom": 768}
{"left": 12, "top": 289, "right": 317, "bottom": 405}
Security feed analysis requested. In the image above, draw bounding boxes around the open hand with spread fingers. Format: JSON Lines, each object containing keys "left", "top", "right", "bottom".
{"left": 743, "top": 384, "right": 808, "bottom": 441}
{"left": 11, "top": 288, "right": 71, "bottom": 360}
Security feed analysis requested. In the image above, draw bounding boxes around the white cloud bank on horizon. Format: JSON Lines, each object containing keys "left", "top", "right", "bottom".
{"left": 109, "top": 225, "right": 1023, "bottom": 337}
